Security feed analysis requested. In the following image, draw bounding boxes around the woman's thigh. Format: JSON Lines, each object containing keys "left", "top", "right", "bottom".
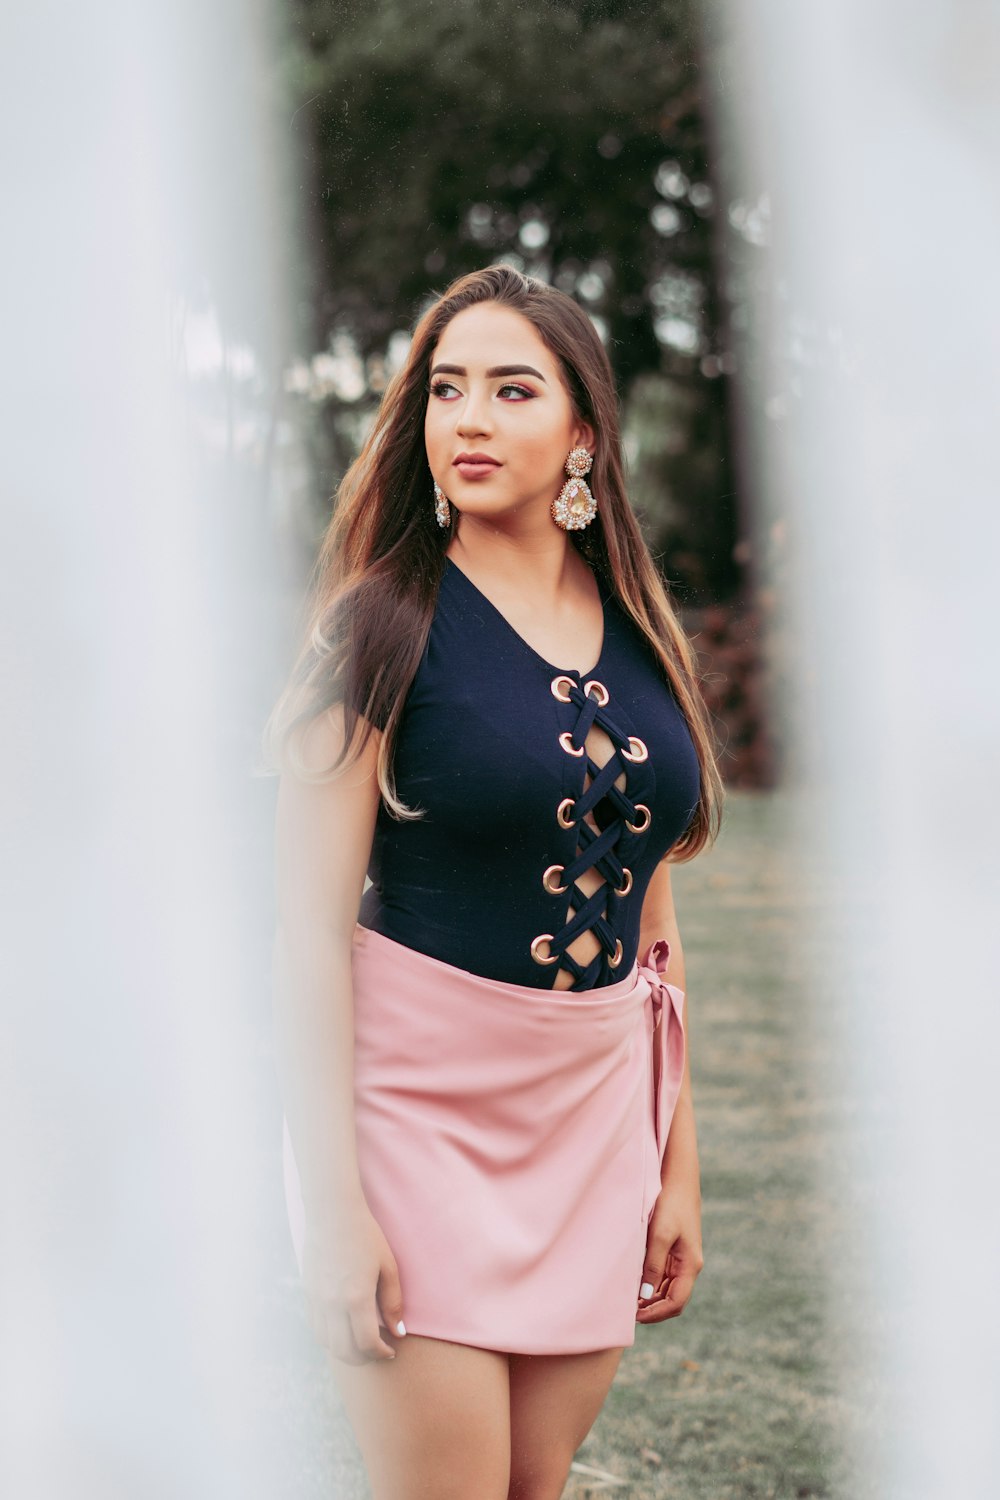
{"left": 506, "top": 1346, "right": 626, "bottom": 1500}
{"left": 328, "top": 1333, "right": 512, "bottom": 1500}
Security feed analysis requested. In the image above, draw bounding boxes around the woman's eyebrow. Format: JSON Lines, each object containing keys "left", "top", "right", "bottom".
{"left": 429, "top": 362, "right": 548, "bottom": 383}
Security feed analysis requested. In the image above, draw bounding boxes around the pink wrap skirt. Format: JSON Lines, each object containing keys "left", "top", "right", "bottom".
{"left": 282, "top": 923, "right": 686, "bottom": 1355}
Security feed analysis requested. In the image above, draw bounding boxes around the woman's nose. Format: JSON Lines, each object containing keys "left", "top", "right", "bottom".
{"left": 455, "top": 389, "right": 492, "bottom": 437}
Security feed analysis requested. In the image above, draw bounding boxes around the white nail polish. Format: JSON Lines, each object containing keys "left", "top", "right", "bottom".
{"left": 396, "top": 1320, "right": 406, "bottom": 1336}
{"left": 639, "top": 1282, "right": 655, "bottom": 1299}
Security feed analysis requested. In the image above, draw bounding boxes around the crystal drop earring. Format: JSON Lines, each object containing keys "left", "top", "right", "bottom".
{"left": 433, "top": 478, "right": 452, "bottom": 529}
{"left": 551, "top": 447, "right": 597, "bottom": 531}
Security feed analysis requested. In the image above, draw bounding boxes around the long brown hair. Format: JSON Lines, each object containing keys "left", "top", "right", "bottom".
{"left": 262, "top": 263, "right": 724, "bottom": 860}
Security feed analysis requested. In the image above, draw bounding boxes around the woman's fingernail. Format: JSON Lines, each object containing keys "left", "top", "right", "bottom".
{"left": 396, "top": 1320, "right": 406, "bottom": 1336}
{"left": 640, "top": 1282, "right": 655, "bottom": 1299}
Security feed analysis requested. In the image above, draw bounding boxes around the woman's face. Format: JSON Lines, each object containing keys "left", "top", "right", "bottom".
{"left": 424, "top": 302, "right": 595, "bottom": 528}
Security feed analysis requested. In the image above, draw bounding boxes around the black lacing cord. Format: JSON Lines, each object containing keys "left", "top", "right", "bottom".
{"left": 535, "top": 679, "right": 650, "bottom": 990}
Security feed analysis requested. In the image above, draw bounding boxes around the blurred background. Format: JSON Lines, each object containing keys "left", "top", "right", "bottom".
{"left": 3, "top": 2, "right": 998, "bottom": 1498}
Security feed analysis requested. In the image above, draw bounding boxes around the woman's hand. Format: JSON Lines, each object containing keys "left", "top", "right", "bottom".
{"left": 636, "top": 1185, "right": 704, "bottom": 1324}
{"left": 301, "top": 1193, "right": 407, "bottom": 1365}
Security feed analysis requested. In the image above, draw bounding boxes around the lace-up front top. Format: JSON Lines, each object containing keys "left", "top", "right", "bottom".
{"left": 357, "top": 557, "right": 701, "bottom": 991}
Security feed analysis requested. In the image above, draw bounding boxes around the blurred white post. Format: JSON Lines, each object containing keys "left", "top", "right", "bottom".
{"left": 0, "top": 2, "right": 293, "bottom": 1495}
{"left": 707, "top": 3, "right": 1000, "bottom": 1495}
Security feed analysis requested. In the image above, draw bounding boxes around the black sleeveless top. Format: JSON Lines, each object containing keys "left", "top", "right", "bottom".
{"left": 358, "top": 557, "right": 701, "bottom": 990}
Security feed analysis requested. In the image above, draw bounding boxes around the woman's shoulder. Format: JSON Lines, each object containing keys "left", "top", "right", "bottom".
{"left": 599, "top": 584, "right": 665, "bottom": 670}
{"left": 401, "top": 558, "right": 507, "bottom": 706}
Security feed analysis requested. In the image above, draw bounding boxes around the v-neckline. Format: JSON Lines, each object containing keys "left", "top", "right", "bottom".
{"left": 443, "top": 555, "right": 611, "bottom": 679}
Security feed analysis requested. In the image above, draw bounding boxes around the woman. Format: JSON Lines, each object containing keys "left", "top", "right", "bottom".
{"left": 265, "top": 263, "right": 724, "bottom": 1500}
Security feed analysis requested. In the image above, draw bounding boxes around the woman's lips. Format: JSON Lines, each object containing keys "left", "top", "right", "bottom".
{"left": 454, "top": 460, "right": 501, "bottom": 480}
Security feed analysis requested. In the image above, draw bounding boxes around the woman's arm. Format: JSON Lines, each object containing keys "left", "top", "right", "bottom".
{"left": 274, "top": 709, "right": 408, "bottom": 1364}
{"left": 638, "top": 858, "right": 700, "bottom": 1193}
{"left": 636, "top": 856, "right": 705, "bottom": 1322}
{"left": 272, "top": 707, "right": 381, "bottom": 1227}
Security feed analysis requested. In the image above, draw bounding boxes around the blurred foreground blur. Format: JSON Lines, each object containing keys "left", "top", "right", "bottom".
{"left": 2, "top": 3, "right": 998, "bottom": 1498}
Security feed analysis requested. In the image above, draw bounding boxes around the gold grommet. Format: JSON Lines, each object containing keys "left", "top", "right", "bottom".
{"left": 556, "top": 797, "right": 577, "bottom": 828}
{"left": 622, "top": 736, "right": 648, "bottom": 763}
{"left": 558, "top": 731, "right": 585, "bottom": 758}
{"left": 550, "top": 675, "right": 575, "bottom": 703}
{"left": 530, "top": 933, "right": 559, "bottom": 966}
{"left": 542, "top": 864, "right": 568, "bottom": 896}
{"left": 608, "top": 938, "right": 624, "bottom": 968}
{"left": 625, "top": 803, "right": 651, "bottom": 834}
{"left": 583, "top": 679, "right": 609, "bottom": 706}
{"left": 616, "top": 867, "right": 633, "bottom": 896}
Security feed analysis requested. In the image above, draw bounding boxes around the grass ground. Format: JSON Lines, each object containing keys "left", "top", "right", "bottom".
{"left": 251, "top": 786, "right": 870, "bottom": 1498}
{"left": 563, "top": 785, "right": 857, "bottom": 1499}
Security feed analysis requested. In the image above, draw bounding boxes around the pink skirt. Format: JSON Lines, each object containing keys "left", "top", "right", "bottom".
{"left": 281, "top": 923, "right": 686, "bottom": 1355}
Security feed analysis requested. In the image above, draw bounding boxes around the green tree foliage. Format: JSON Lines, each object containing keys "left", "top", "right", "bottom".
{"left": 280, "top": 0, "right": 743, "bottom": 601}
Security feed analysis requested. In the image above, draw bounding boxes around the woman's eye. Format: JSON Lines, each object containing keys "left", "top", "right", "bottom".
{"left": 427, "top": 380, "right": 535, "bottom": 401}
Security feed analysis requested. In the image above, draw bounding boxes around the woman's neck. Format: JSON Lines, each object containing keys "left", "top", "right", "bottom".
{"left": 446, "top": 521, "right": 591, "bottom": 605}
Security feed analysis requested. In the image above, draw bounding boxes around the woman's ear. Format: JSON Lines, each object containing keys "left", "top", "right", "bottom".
{"left": 573, "top": 419, "right": 596, "bottom": 455}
